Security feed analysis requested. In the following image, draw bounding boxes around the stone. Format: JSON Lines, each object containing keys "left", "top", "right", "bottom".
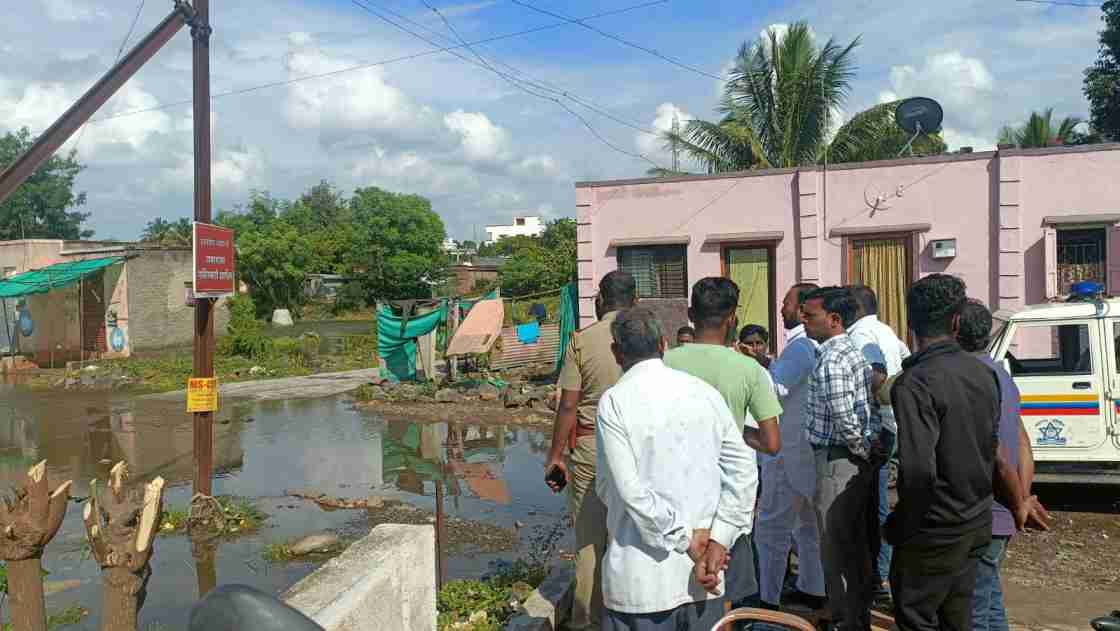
{"left": 272, "top": 309, "right": 294, "bottom": 327}
{"left": 65, "top": 378, "right": 79, "bottom": 389}
{"left": 435, "top": 388, "right": 462, "bottom": 403}
{"left": 505, "top": 565, "right": 574, "bottom": 631}
{"left": 478, "top": 383, "right": 501, "bottom": 402}
{"left": 366, "top": 496, "right": 385, "bottom": 509}
{"left": 503, "top": 389, "right": 531, "bottom": 408}
{"left": 249, "top": 365, "right": 266, "bottom": 376}
{"left": 80, "top": 373, "right": 95, "bottom": 387}
{"left": 288, "top": 532, "right": 341, "bottom": 556}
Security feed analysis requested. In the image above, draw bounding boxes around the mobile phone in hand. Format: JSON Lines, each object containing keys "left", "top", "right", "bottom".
{"left": 546, "top": 465, "right": 567, "bottom": 492}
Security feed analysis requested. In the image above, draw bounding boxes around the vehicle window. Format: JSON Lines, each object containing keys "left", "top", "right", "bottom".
{"left": 987, "top": 317, "right": 1008, "bottom": 354}
{"left": 1113, "top": 322, "right": 1120, "bottom": 375}
{"left": 1006, "top": 323, "right": 1092, "bottom": 377}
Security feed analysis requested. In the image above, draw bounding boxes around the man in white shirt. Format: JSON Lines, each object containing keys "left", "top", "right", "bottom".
{"left": 753, "top": 283, "right": 827, "bottom": 612}
{"left": 846, "top": 285, "right": 911, "bottom": 602}
{"left": 596, "top": 307, "right": 757, "bottom": 630}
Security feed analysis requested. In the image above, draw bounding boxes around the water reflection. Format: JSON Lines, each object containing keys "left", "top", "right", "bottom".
{"left": 0, "top": 389, "right": 564, "bottom": 629}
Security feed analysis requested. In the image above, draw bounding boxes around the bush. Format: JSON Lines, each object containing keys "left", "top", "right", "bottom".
{"left": 219, "top": 295, "right": 273, "bottom": 359}
{"left": 333, "top": 281, "right": 367, "bottom": 314}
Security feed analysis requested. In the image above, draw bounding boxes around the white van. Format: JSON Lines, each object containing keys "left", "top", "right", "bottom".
{"left": 989, "top": 296, "right": 1120, "bottom": 483}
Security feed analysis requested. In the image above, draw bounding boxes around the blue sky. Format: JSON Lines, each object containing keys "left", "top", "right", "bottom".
{"left": 0, "top": 0, "right": 1106, "bottom": 241}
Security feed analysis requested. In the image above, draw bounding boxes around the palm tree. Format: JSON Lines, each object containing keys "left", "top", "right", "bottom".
{"left": 140, "top": 217, "right": 193, "bottom": 246}
{"left": 660, "top": 22, "right": 944, "bottom": 175}
{"left": 998, "top": 108, "right": 1084, "bottom": 148}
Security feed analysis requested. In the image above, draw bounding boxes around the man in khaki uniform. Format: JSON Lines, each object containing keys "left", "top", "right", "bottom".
{"left": 545, "top": 271, "right": 636, "bottom": 630}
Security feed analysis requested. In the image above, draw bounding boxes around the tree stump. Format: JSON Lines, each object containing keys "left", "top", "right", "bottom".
{"left": 0, "top": 461, "right": 71, "bottom": 631}
{"left": 83, "top": 462, "right": 165, "bottom": 631}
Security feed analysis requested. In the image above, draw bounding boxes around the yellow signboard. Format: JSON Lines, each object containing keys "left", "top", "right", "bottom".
{"left": 187, "top": 377, "right": 219, "bottom": 413}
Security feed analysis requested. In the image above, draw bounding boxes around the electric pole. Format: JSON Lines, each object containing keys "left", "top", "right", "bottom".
{"left": 191, "top": 0, "right": 215, "bottom": 497}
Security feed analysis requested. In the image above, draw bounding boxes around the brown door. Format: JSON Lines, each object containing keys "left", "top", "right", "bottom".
{"left": 81, "top": 272, "right": 107, "bottom": 358}
{"left": 848, "top": 236, "right": 913, "bottom": 340}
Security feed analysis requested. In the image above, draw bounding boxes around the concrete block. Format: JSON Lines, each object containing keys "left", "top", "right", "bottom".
{"left": 284, "top": 524, "right": 436, "bottom": 631}
{"left": 505, "top": 565, "right": 574, "bottom": 631}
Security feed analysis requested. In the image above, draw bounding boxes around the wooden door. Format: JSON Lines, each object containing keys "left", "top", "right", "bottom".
{"left": 81, "top": 272, "right": 107, "bottom": 357}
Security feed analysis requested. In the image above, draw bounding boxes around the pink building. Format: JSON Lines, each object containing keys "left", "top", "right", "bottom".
{"left": 575, "top": 143, "right": 1120, "bottom": 349}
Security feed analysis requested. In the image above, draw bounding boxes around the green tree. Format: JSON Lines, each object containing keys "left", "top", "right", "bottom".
{"left": 0, "top": 128, "right": 91, "bottom": 239}
{"left": 659, "top": 23, "right": 944, "bottom": 174}
{"left": 282, "top": 181, "right": 353, "bottom": 274}
{"left": 997, "top": 108, "right": 1084, "bottom": 148}
{"left": 460, "top": 240, "right": 477, "bottom": 251}
{"left": 347, "top": 186, "right": 447, "bottom": 300}
{"left": 236, "top": 219, "right": 316, "bottom": 316}
{"left": 1085, "top": 0, "right": 1120, "bottom": 141}
{"left": 140, "top": 217, "right": 192, "bottom": 245}
{"left": 498, "top": 219, "right": 577, "bottom": 296}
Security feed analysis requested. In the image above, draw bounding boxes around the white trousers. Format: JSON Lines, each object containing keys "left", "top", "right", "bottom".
{"left": 756, "top": 457, "right": 825, "bottom": 604}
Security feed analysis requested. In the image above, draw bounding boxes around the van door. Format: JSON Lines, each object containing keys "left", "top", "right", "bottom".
{"left": 994, "top": 319, "right": 1109, "bottom": 457}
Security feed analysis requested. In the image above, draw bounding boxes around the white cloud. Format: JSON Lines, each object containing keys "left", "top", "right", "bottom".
{"left": 443, "top": 110, "right": 511, "bottom": 163}
{"left": 636, "top": 102, "right": 691, "bottom": 161}
{"left": 214, "top": 146, "right": 267, "bottom": 192}
{"left": 760, "top": 22, "right": 816, "bottom": 46}
{"left": 883, "top": 51, "right": 997, "bottom": 146}
{"left": 40, "top": 0, "right": 106, "bottom": 22}
{"left": 941, "top": 128, "right": 995, "bottom": 152}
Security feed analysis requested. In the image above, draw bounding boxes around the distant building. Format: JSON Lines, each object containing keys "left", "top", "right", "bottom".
{"left": 0, "top": 239, "right": 232, "bottom": 366}
{"left": 484, "top": 216, "right": 543, "bottom": 244}
{"left": 448, "top": 259, "right": 502, "bottom": 294}
{"left": 442, "top": 238, "right": 458, "bottom": 252}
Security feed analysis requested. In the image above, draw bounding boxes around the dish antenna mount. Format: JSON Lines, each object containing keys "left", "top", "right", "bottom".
{"left": 894, "top": 97, "right": 944, "bottom": 157}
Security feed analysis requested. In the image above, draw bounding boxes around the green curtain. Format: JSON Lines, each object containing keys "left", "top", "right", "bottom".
{"left": 556, "top": 281, "right": 579, "bottom": 373}
{"left": 726, "top": 248, "right": 770, "bottom": 333}
{"left": 378, "top": 303, "right": 447, "bottom": 381}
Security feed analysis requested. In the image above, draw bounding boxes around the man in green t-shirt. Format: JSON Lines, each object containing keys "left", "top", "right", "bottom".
{"left": 664, "top": 276, "right": 782, "bottom": 610}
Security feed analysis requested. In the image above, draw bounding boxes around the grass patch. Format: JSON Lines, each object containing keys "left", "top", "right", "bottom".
{"left": 437, "top": 560, "right": 548, "bottom": 631}
{"left": 1, "top": 604, "right": 87, "bottom": 630}
{"left": 158, "top": 497, "right": 267, "bottom": 536}
{"left": 158, "top": 508, "right": 189, "bottom": 534}
{"left": 261, "top": 542, "right": 294, "bottom": 562}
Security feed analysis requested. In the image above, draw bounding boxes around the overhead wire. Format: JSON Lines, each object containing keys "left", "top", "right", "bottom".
{"left": 1014, "top": 0, "right": 1101, "bottom": 6}
{"left": 378, "top": 1, "right": 658, "bottom": 137}
{"left": 350, "top": 0, "right": 666, "bottom": 169}
{"left": 85, "top": 0, "right": 668, "bottom": 126}
{"left": 509, "top": 0, "right": 723, "bottom": 81}
{"left": 72, "top": 0, "right": 148, "bottom": 152}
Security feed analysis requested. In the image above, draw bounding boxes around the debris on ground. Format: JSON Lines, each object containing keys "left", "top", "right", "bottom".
{"left": 1004, "top": 510, "right": 1120, "bottom": 590}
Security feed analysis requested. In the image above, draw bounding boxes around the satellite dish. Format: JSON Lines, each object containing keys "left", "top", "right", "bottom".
{"left": 895, "top": 97, "right": 944, "bottom": 135}
{"left": 894, "top": 97, "right": 944, "bottom": 157}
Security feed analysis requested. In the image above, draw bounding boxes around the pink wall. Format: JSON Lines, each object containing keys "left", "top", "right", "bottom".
{"left": 577, "top": 144, "right": 1120, "bottom": 346}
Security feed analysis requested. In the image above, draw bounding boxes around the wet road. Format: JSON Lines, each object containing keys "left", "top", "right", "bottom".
{"left": 0, "top": 386, "right": 565, "bottom": 629}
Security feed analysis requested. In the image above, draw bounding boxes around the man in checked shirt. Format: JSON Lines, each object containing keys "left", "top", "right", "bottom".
{"left": 800, "top": 286, "right": 887, "bottom": 631}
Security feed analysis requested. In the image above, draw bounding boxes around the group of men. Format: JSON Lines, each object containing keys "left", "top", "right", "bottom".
{"left": 546, "top": 270, "right": 1048, "bottom": 631}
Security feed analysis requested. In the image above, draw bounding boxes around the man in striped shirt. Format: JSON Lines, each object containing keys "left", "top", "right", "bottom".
{"left": 801, "top": 286, "right": 883, "bottom": 631}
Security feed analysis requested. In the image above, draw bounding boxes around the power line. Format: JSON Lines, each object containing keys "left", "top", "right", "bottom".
{"left": 86, "top": 0, "right": 667, "bottom": 125}
{"left": 509, "top": 0, "right": 723, "bottom": 81}
{"left": 73, "top": 0, "right": 148, "bottom": 152}
{"left": 351, "top": 0, "right": 665, "bottom": 168}
{"left": 376, "top": 0, "right": 658, "bottom": 136}
{"left": 1015, "top": 0, "right": 1101, "bottom": 6}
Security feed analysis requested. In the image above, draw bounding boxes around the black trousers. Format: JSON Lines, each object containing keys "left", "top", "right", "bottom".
{"left": 889, "top": 524, "right": 990, "bottom": 631}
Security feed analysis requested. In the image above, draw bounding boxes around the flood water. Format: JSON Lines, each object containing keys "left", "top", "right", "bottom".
{"left": 0, "top": 386, "right": 566, "bottom": 629}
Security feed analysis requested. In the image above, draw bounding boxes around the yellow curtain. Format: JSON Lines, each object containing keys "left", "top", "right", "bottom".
{"left": 727, "top": 248, "right": 770, "bottom": 334}
{"left": 851, "top": 239, "right": 908, "bottom": 339}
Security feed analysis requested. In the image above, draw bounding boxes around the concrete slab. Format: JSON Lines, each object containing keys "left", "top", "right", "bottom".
{"left": 505, "top": 564, "right": 573, "bottom": 631}
{"left": 144, "top": 368, "right": 377, "bottom": 402}
{"left": 284, "top": 523, "right": 437, "bottom": 631}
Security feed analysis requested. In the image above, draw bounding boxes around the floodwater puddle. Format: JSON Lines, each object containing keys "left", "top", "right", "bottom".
{"left": 0, "top": 386, "right": 566, "bottom": 629}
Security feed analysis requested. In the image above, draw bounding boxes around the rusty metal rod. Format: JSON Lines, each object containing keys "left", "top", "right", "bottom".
{"left": 0, "top": 4, "right": 193, "bottom": 205}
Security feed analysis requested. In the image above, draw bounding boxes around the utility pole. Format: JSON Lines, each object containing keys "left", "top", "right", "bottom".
{"left": 671, "top": 113, "right": 680, "bottom": 173}
{"left": 191, "top": 0, "right": 215, "bottom": 497}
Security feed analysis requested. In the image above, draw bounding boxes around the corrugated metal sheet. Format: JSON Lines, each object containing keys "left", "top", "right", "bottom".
{"left": 491, "top": 323, "right": 561, "bottom": 371}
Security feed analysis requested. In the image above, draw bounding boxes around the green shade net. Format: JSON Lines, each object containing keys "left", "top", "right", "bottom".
{"left": 377, "top": 302, "right": 447, "bottom": 381}
{"left": 556, "top": 281, "right": 579, "bottom": 373}
{"left": 0, "top": 257, "right": 125, "bottom": 299}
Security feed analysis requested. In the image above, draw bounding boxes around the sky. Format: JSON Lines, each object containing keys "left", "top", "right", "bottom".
{"left": 0, "top": 0, "right": 1107, "bottom": 241}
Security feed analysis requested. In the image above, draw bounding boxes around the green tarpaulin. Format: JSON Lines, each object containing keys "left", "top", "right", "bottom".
{"left": 378, "top": 302, "right": 447, "bottom": 381}
{"left": 0, "top": 257, "right": 125, "bottom": 299}
{"left": 556, "top": 281, "right": 579, "bottom": 373}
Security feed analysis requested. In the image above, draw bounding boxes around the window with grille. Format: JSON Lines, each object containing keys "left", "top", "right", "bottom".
{"left": 617, "top": 245, "right": 687, "bottom": 298}
{"left": 1057, "top": 228, "right": 1106, "bottom": 294}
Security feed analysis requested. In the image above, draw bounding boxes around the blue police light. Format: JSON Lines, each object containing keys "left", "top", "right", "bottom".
{"left": 1071, "top": 281, "right": 1105, "bottom": 299}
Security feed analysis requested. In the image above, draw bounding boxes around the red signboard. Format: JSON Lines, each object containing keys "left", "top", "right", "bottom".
{"left": 193, "top": 222, "right": 236, "bottom": 297}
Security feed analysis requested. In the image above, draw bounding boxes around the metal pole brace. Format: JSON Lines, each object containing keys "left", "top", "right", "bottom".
{"left": 174, "top": 0, "right": 212, "bottom": 42}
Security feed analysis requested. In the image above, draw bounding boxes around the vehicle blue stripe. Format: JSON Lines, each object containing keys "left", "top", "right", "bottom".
{"left": 1021, "top": 402, "right": 1099, "bottom": 410}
